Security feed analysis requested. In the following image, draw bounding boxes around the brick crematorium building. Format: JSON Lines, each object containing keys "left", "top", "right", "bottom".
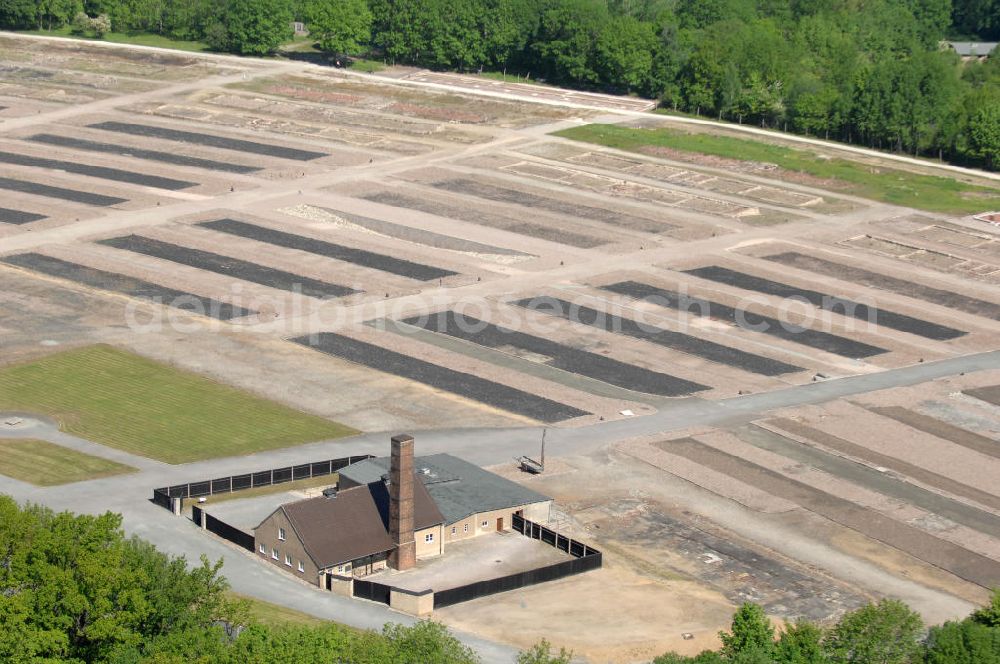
{"left": 253, "top": 434, "right": 552, "bottom": 586}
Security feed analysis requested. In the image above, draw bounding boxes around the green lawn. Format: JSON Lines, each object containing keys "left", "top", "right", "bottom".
{"left": 0, "top": 345, "right": 358, "bottom": 464}
{"left": 554, "top": 124, "right": 1000, "bottom": 215}
{"left": 0, "top": 438, "right": 135, "bottom": 486}
{"left": 231, "top": 592, "right": 329, "bottom": 627}
{"left": 19, "top": 26, "right": 210, "bottom": 52}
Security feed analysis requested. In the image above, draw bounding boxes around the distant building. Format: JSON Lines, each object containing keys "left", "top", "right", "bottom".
{"left": 253, "top": 435, "right": 551, "bottom": 587}
{"left": 946, "top": 41, "right": 998, "bottom": 59}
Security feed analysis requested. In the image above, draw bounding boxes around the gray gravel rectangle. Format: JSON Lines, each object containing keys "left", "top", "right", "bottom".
{"left": 685, "top": 265, "right": 966, "bottom": 341}
{"left": 964, "top": 385, "right": 1000, "bottom": 407}
{"left": 29, "top": 134, "right": 261, "bottom": 174}
{"left": 512, "top": 296, "right": 802, "bottom": 376}
{"left": 290, "top": 332, "right": 590, "bottom": 423}
{"left": 763, "top": 251, "right": 1000, "bottom": 321}
{"left": 401, "top": 311, "right": 709, "bottom": 397}
{"left": 0, "top": 150, "right": 196, "bottom": 191}
{"left": 0, "top": 176, "right": 126, "bottom": 206}
{"left": 601, "top": 280, "right": 887, "bottom": 358}
{"left": 433, "top": 178, "right": 674, "bottom": 233}
{"left": 1, "top": 253, "right": 255, "bottom": 320}
{"left": 98, "top": 235, "right": 359, "bottom": 299}
{"left": 662, "top": 436, "right": 1000, "bottom": 589}
{"left": 0, "top": 207, "right": 45, "bottom": 224}
{"left": 199, "top": 218, "right": 456, "bottom": 281}
{"left": 89, "top": 121, "right": 327, "bottom": 161}
{"left": 868, "top": 406, "right": 1000, "bottom": 460}
{"left": 738, "top": 424, "right": 1000, "bottom": 538}
{"left": 360, "top": 191, "right": 606, "bottom": 248}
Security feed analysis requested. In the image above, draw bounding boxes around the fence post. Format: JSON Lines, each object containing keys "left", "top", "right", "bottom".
{"left": 171, "top": 497, "right": 181, "bottom": 516}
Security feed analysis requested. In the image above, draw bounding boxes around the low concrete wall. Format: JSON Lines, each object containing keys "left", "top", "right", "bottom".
{"left": 390, "top": 587, "right": 434, "bottom": 616}
{"left": 328, "top": 573, "right": 354, "bottom": 597}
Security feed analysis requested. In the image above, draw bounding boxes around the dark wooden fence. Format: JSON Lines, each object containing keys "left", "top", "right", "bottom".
{"left": 151, "top": 454, "right": 373, "bottom": 509}
{"left": 192, "top": 505, "right": 254, "bottom": 551}
{"left": 433, "top": 514, "right": 602, "bottom": 609}
{"left": 353, "top": 579, "right": 392, "bottom": 605}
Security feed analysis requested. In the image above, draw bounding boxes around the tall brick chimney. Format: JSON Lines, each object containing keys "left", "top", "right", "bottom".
{"left": 388, "top": 434, "right": 416, "bottom": 571}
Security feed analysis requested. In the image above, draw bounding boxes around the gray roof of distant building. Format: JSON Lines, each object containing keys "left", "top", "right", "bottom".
{"left": 947, "top": 41, "right": 998, "bottom": 56}
{"left": 339, "top": 453, "right": 550, "bottom": 525}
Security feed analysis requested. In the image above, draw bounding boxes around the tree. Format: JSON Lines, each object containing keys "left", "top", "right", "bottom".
{"left": 775, "top": 620, "right": 829, "bottom": 664}
{"left": 533, "top": 0, "right": 609, "bottom": 84}
{"left": 595, "top": 14, "right": 657, "bottom": 92}
{"left": 0, "top": 0, "right": 38, "bottom": 29}
{"left": 968, "top": 90, "right": 1000, "bottom": 169}
{"left": 719, "top": 603, "right": 776, "bottom": 660}
{"left": 517, "top": 639, "right": 573, "bottom": 664}
{"left": 306, "top": 0, "right": 372, "bottom": 55}
{"left": 823, "top": 599, "right": 923, "bottom": 664}
{"left": 971, "top": 588, "right": 1000, "bottom": 628}
{"left": 219, "top": 0, "right": 293, "bottom": 55}
{"left": 382, "top": 620, "right": 480, "bottom": 663}
{"left": 925, "top": 619, "right": 1000, "bottom": 664}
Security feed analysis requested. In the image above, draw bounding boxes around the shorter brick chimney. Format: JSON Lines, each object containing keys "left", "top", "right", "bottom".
{"left": 388, "top": 434, "right": 416, "bottom": 571}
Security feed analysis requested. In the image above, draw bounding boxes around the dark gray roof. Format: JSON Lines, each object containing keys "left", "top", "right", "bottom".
{"left": 948, "top": 41, "right": 998, "bottom": 56}
{"left": 339, "top": 453, "right": 550, "bottom": 525}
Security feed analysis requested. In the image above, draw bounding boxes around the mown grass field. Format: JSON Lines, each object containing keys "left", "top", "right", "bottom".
{"left": 21, "top": 26, "right": 210, "bottom": 52}
{"left": 231, "top": 592, "right": 329, "bottom": 627}
{"left": 554, "top": 124, "right": 1000, "bottom": 215}
{"left": 0, "top": 438, "right": 135, "bottom": 485}
{"left": 0, "top": 345, "right": 358, "bottom": 464}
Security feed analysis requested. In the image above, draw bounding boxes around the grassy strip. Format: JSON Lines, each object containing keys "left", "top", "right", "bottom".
{"left": 0, "top": 345, "right": 358, "bottom": 464}
{"left": 554, "top": 124, "right": 1000, "bottom": 215}
{"left": 18, "top": 26, "right": 210, "bottom": 52}
{"left": 0, "top": 438, "right": 135, "bottom": 485}
{"left": 229, "top": 592, "right": 329, "bottom": 627}
{"left": 194, "top": 473, "right": 339, "bottom": 507}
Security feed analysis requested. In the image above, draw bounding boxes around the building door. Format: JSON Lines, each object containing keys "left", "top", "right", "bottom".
{"left": 496, "top": 517, "right": 504, "bottom": 531}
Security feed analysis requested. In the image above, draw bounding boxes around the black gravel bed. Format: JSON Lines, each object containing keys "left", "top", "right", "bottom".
{"left": 1, "top": 253, "right": 255, "bottom": 320}
{"left": 662, "top": 436, "right": 1000, "bottom": 589}
{"left": 512, "top": 296, "right": 802, "bottom": 376}
{"left": 290, "top": 332, "right": 589, "bottom": 422}
{"left": 89, "top": 121, "right": 327, "bottom": 161}
{"left": 685, "top": 265, "right": 966, "bottom": 341}
{"left": 29, "top": 134, "right": 261, "bottom": 174}
{"left": 199, "top": 218, "right": 456, "bottom": 281}
{"left": 0, "top": 176, "right": 125, "bottom": 206}
{"left": 98, "top": 235, "right": 359, "bottom": 299}
{"left": 0, "top": 150, "right": 196, "bottom": 191}
{"left": 764, "top": 251, "right": 1000, "bottom": 321}
{"left": 601, "top": 280, "right": 887, "bottom": 358}
{"left": 360, "top": 191, "right": 606, "bottom": 248}
{"left": 401, "top": 310, "right": 710, "bottom": 397}
{"left": 0, "top": 207, "right": 45, "bottom": 224}
{"left": 433, "top": 178, "right": 675, "bottom": 233}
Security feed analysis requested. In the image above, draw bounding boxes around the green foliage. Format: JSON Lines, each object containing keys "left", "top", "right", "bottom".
{"left": 517, "top": 639, "right": 573, "bottom": 664}
{"left": 306, "top": 0, "right": 372, "bottom": 55}
{"left": 217, "top": 0, "right": 293, "bottom": 54}
{"left": 925, "top": 619, "right": 1000, "bottom": 664}
{"left": 971, "top": 589, "right": 1000, "bottom": 628}
{"left": 720, "top": 603, "right": 776, "bottom": 660}
{"left": 775, "top": 621, "right": 829, "bottom": 664}
{"left": 555, "top": 123, "right": 1000, "bottom": 213}
{"left": 823, "top": 599, "right": 924, "bottom": 664}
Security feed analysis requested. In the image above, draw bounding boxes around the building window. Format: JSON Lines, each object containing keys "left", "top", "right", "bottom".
{"left": 424, "top": 532, "right": 434, "bottom": 543}
{"left": 271, "top": 548, "right": 278, "bottom": 560}
{"left": 481, "top": 520, "right": 489, "bottom": 528}
{"left": 297, "top": 561, "right": 304, "bottom": 573}
{"left": 451, "top": 526, "right": 456, "bottom": 535}
{"left": 463, "top": 524, "right": 469, "bottom": 533}
{"left": 278, "top": 527, "right": 286, "bottom": 541}
{"left": 258, "top": 543, "right": 266, "bottom": 554}
{"left": 284, "top": 554, "right": 292, "bottom": 567}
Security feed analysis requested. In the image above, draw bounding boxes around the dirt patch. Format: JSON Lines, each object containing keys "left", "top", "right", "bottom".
{"left": 638, "top": 145, "right": 842, "bottom": 190}
{"left": 388, "top": 101, "right": 486, "bottom": 124}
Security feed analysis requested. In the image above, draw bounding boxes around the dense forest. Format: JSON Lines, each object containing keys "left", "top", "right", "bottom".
{"left": 0, "top": 0, "right": 998, "bottom": 169}
{"left": 1, "top": 495, "right": 998, "bottom": 663}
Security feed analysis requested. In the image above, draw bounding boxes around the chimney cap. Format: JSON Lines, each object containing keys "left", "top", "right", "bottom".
{"left": 391, "top": 433, "right": 414, "bottom": 445}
